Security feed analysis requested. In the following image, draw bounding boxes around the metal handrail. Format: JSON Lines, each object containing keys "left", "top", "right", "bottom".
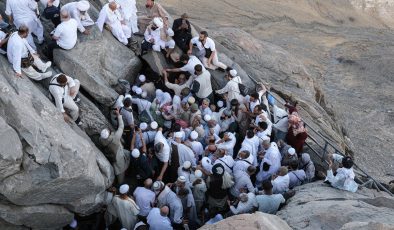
{"left": 246, "top": 74, "right": 393, "bottom": 196}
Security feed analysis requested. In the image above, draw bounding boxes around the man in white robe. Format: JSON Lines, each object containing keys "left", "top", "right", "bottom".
{"left": 153, "top": 181, "right": 183, "bottom": 225}
{"left": 61, "top": 1, "right": 94, "bottom": 35}
{"left": 107, "top": 184, "right": 140, "bottom": 230}
{"left": 7, "top": 26, "right": 52, "bottom": 79}
{"left": 143, "top": 17, "right": 175, "bottom": 57}
{"left": 97, "top": 1, "right": 136, "bottom": 46}
{"left": 5, "top": 0, "right": 44, "bottom": 49}
{"left": 115, "top": 0, "right": 139, "bottom": 33}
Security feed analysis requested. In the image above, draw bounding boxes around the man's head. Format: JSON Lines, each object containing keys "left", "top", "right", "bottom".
{"left": 262, "top": 139, "right": 271, "bottom": 150}
{"left": 180, "top": 87, "right": 190, "bottom": 99}
{"left": 174, "top": 132, "right": 183, "bottom": 143}
{"left": 253, "top": 104, "right": 263, "bottom": 114}
{"left": 278, "top": 166, "right": 288, "bottom": 176}
{"left": 160, "top": 205, "right": 169, "bottom": 217}
{"left": 77, "top": 0, "right": 90, "bottom": 14}
{"left": 177, "top": 74, "right": 186, "bottom": 85}
{"left": 123, "top": 98, "right": 132, "bottom": 108}
{"left": 181, "top": 13, "right": 188, "bottom": 20}
{"left": 154, "top": 142, "right": 163, "bottom": 153}
{"left": 60, "top": 10, "right": 70, "bottom": 22}
{"left": 18, "top": 25, "right": 29, "bottom": 38}
{"left": 246, "top": 129, "right": 255, "bottom": 139}
{"left": 342, "top": 156, "right": 354, "bottom": 169}
{"left": 180, "top": 54, "right": 190, "bottom": 64}
{"left": 215, "top": 148, "right": 226, "bottom": 158}
{"left": 258, "top": 121, "right": 268, "bottom": 131}
{"left": 199, "top": 31, "right": 208, "bottom": 41}
{"left": 238, "top": 150, "right": 250, "bottom": 159}
{"left": 247, "top": 166, "right": 256, "bottom": 176}
{"left": 230, "top": 99, "right": 239, "bottom": 111}
{"left": 250, "top": 92, "right": 259, "bottom": 102}
{"left": 176, "top": 176, "right": 187, "bottom": 188}
{"left": 144, "top": 178, "right": 153, "bottom": 189}
{"left": 109, "top": 2, "right": 117, "bottom": 11}
{"left": 56, "top": 74, "right": 68, "bottom": 86}
{"left": 145, "top": 0, "right": 154, "bottom": 8}
{"left": 201, "top": 98, "right": 210, "bottom": 109}
{"left": 194, "top": 64, "right": 203, "bottom": 76}
{"left": 289, "top": 160, "right": 299, "bottom": 171}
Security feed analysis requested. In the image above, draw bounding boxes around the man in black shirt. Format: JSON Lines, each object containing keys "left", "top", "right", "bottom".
{"left": 172, "top": 13, "right": 192, "bottom": 53}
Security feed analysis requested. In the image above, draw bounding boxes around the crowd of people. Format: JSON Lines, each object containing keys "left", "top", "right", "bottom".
{"left": 1, "top": 0, "right": 359, "bottom": 230}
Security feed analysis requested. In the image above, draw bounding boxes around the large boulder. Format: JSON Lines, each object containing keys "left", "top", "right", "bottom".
{"left": 53, "top": 26, "right": 142, "bottom": 106}
{"left": 0, "top": 203, "right": 73, "bottom": 229}
{"left": 0, "top": 117, "right": 23, "bottom": 181}
{"left": 277, "top": 182, "right": 394, "bottom": 229}
{"left": 199, "top": 212, "right": 292, "bottom": 230}
{"left": 0, "top": 55, "right": 114, "bottom": 227}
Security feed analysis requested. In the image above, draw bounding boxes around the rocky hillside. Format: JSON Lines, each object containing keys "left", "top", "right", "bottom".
{"left": 161, "top": 0, "right": 394, "bottom": 182}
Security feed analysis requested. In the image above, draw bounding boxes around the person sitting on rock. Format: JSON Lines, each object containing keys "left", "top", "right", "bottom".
{"left": 188, "top": 31, "right": 227, "bottom": 71}
{"left": 139, "top": 0, "right": 169, "bottom": 32}
{"left": 49, "top": 73, "right": 82, "bottom": 125}
{"left": 227, "top": 191, "right": 257, "bottom": 216}
{"left": 61, "top": 0, "right": 94, "bottom": 35}
{"left": 255, "top": 180, "right": 286, "bottom": 214}
{"left": 99, "top": 108, "right": 130, "bottom": 184}
{"left": 288, "top": 160, "right": 306, "bottom": 189}
{"left": 191, "top": 64, "right": 214, "bottom": 104}
{"left": 115, "top": 0, "right": 139, "bottom": 34}
{"left": 107, "top": 184, "right": 140, "bottom": 230}
{"left": 0, "top": 26, "right": 10, "bottom": 54}
{"left": 299, "top": 153, "right": 315, "bottom": 182}
{"left": 142, "top": 17, "right": 175, "bottom": 58}
{"left": 325, "top": 154, "right": 358, "bottom": 192}
{"left": 172, "top": 13, "right": 192, "bottom": 53}
{"left": 165, "top": 54, "right": 205, "bottom": 76}
{"left": 281, "top": 147, "right": 298, "bottom": 167}
{"left": 46, "top": 10, "right": 78, "bottom": 61}
{"left": 7, "top": 25, "right": 52, "bottom": 80}
{"left": 272, "top": 166, "right": 290, "bottom": 194}
{"left": 97, "top": 1, "right": 137, "bottom": 47}
{"left": 5, "top": 0, "right": 44, "bottom": 48}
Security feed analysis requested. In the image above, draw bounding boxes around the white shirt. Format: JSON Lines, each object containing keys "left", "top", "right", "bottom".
{"left": 215, "top": 133, "right": 236, "bottom": 157}
{"left": 61, "top": 2, "right": 90, "bottom": 32}
{"left": 39, "top": 0, "right": 60, "bottom": 7}
{"left": 191, "top": 36, "right": 216, "bottom": 51}
{"left": 180, "top": 55, "right": 205, "bottom": 75}
{"left": 54, "top": 18, "right": 78, "bottom": 50}
{"left": 233, "top": 159, "right": 252, "bottom": 173}
{"left": 190, "top": 140, "right": 204, "bottom": 157}
{"left": 5, "top": 0, "right": 38, "bottom": 27}
{"left": 144, "top": 26, "right": 162, "bottom": 43}
{"left": 49, "top": 74, "right": 76, "bottom": 113}
{"left": 7, "top": 32, "right": 36, "bottom": 74}
{"left": 264, "top": 144, "right": 281, "bottom": 175}
{"left": 115, "top": 0, "right": 137, "bottom": 21}
{"left": 230, "top": 192, "right": 257, "bottom": 215}
{"left": 241, "top": 136, "right": 260, "bottom": 166}
{"left": 154, "top": 130, "right": 170, "bottom": 162}
{"left": 214, "top": 155, "right": 234, "bottom": 175}
{"left": 230, "top": 170, "right": 255, "bottom": 197}
{"left": 256, "top": 194, "right": 285, "bottom": 214}
{"left": 272, "top": 105, "right": 288, "bottom": 132}
{"left": 272, "top": 174, "right": 290, "bottom": 194}
{"left": 133, "top": 187, "right": 155, "bottom": 217}
{"left": 147, "top": 208, "right": 173, "bottom": 230}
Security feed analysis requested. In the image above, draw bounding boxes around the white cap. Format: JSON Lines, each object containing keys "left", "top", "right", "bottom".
{"left": 77, "top": 0, "right": 90, "bottom": 11}
{"left": 262, "top": 136, "right": 270, "bottom": 141}
{"left": 150, "top": 121, "right": 158, "bottom": 129}
{"left": 139, "top": 75, "right": 146, "bottom": 82}
{"left": 119, "top": 184, "right": 129, "bottom": 194}
{"left": 140, "top": 122, "right": 148, "bottom": 130}
{"left": 124, "top": 94, "right": 132, "bottom": 100}
{"left": 167, "top": 28, "right": 174, "bottom": 36}
{"left": 141, "top": 91, "right": 147, "bottom": 98}
{"left": 288, "top": 148, "right": 296, "bottom": 156}
{"left": 132, "top": 85, "right": 138, "bottom": 92}
{"left": 131, "top": 148, "right": 140, "bottom": 158}
{"left": 69, "top": 219, "right": 77, "bottom": 228}
{"left": 194, "top": 170, "right": 203, "bottom": 178}
{"left": 217, "top": 100, "right": 224, "bottom": 108}
{"left": 183, "top": 161, "right": 191, "bottom": 169}
{"left": 152, "top": 181, "right": 164, "bottom": 191}
{"left": 174, "top": 132, "right": 183, "bottom": 139}
{"left": 177, "top": 176, "right": 187, "bottom": 183}
{"left": 204, "top": 114, "right": 212, "bottom": 122}
{"left": 100, "top": 129, "right": 110, "bottom": 139}
{"left": 190, "top": 131, "right": 198, "bottom": 140}
{"left": 229, "top": 69, "right": 237, "bottom": 77}
{"left": 188, "top": 96, "right": 195, "bottom": 104}
{"left": 135, "top": 87, "right": 143, "bottom": 95}
{"left": 153, "top": 17, "right": 164, "bottom": 29}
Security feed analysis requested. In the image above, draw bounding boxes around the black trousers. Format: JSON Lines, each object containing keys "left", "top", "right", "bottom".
{"left": 46, "top": 40, "right": 61, "bottom": 61}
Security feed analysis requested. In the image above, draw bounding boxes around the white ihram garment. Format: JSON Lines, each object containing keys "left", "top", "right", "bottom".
{"left": 116, "top": 0, "right": 139, "bottom": 33}
{"left": 97, "top": 3, "right": 131, "bottom": 45}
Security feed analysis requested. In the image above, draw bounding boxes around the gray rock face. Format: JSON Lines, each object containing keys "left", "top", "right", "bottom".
{"left": 0, "top": 55, "right": 114, "bottom": 227}
{"left": 0, "top": 203, "right": 73, "bottom": 229}
{"left": 199, "top": 212, "right": 292, "bottom": 230}
{"left": 0, "top": 117, "right": 23, "bottom": 181}
{"left": 54, "top": 27, "right": 142, "bottom": 106}
{"left": 277, "top": 182, "right": 394, "bottom": 229}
